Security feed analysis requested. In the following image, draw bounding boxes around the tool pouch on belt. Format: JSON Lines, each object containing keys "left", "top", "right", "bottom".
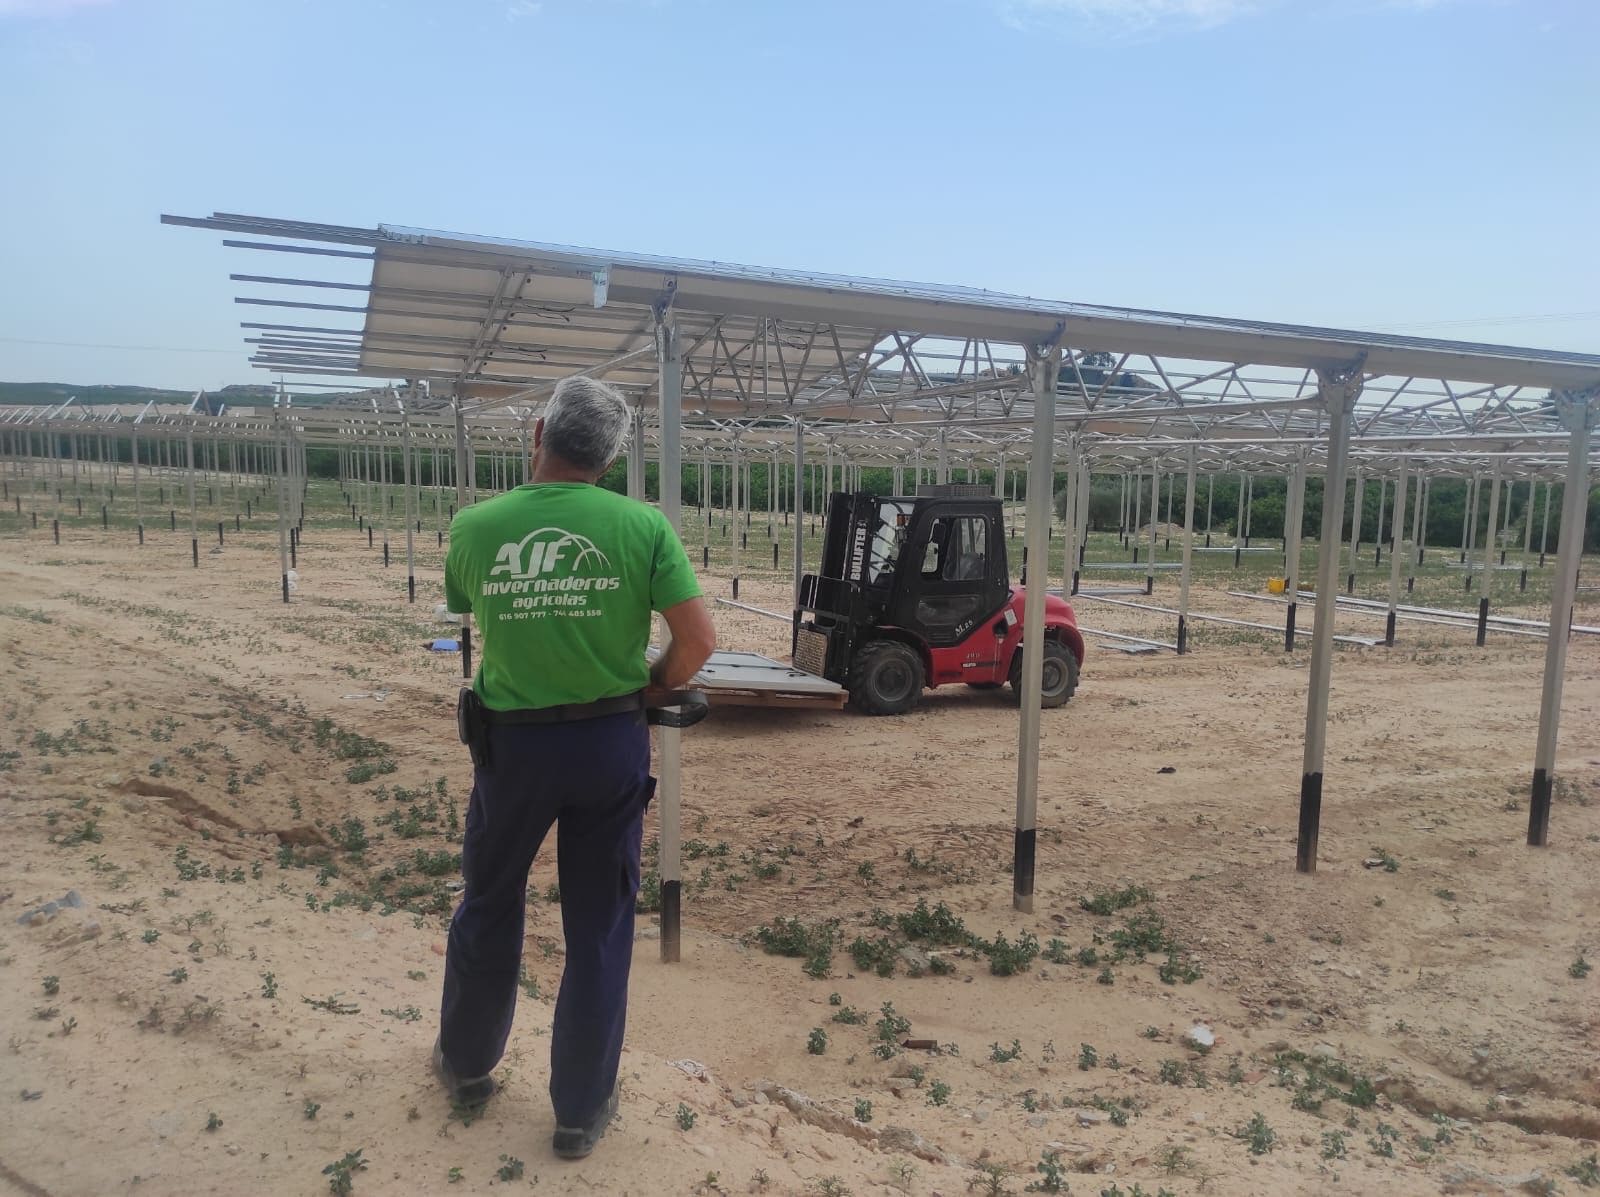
{"left": 456, "top": 687, "right": 490, "bottom": 768}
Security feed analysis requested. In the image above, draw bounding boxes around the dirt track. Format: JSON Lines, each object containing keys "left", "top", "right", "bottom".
{"left": 2, "top": 506, "right": 1598, "bottom": 1197}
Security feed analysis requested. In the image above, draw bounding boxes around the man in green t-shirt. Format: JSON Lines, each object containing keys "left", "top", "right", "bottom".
{"left": 434, "top": 376, "right": 714, "bottom": 1162}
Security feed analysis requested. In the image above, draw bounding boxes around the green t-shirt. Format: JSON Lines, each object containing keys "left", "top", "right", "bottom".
{"left": 444, "top": 483, "right": 701, "bottom": 711}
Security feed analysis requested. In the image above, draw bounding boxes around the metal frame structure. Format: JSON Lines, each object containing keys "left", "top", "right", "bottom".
{"left": 11, "top": 211, "right": 1597, "bottom": 959}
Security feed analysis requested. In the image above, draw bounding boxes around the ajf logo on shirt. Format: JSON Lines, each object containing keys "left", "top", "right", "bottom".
{"left": 490, "top": 527, "right": 611, "bottom": 580}
{"left": 482, "top": 527, "right": 623, "bottom": 605}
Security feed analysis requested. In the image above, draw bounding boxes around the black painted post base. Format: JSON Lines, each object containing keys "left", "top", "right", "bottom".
{"left": 660, "top": 879, "right": 682, "bottom": 963}
{"left": 1519, "top": 568, "right": 1528, "bottom": 592}
{"left": 191, "top": 538, "right": 198, "bottom": 567}
{"left": 217, "top": 522, "right": 224, "bottom": 546}
{"left": 246, "top": 500, "right": 252, "bottom": 519}
{"left": 1539, "top": 552, "right": 1546, "bottom": 567}
{"left": 383, "top": 542, "right": 390, "bottom": 568}
{"left": 1374, "top": 545, "right": 1382, "bottom": 567}
{"left": 1528, "top": 768, "right": 1552, "bottom": 846}
{"left": 1285, "top": 602, "right": 1297, "bottom": 651}
{"left": 290, "top": 543, "right": 296, "bottom": 569}
{"left": 461, "top": 625, "right": 473, "bottom": 679}
{"left": 101, "top": 505, "right": 108, "bottom": 529}
{"left": 1012, "top": 826, "right": 1035, "bottom": 910}
{"left": 1070, "top": 569, "right": 1080, "bottom": 596}
{"left": 1346, "top": 572, "right": 1355, "bottom": 595}
{"left": 1145, "top": 574, "right": 1153, "bottom": 596}
{"left": 169, "top": 510, "right": 175, "bottom": 531}
{"left": 281, "top": 573, "right": 290, "bottom": 604}
{"left": 75, "top": 497, "right": 82, "bottom": 516}
{"left": 1176, "top": 614, "right": 1188, "bottom": 655}
{"left": 1164, "top": 536, "right": 1170, "bottom": 551}
{"left": 1296, "top": 771, "right": 1323, "bottom": 873}
{"left": 437, "top": 531, "right": 443, "bottom": 548}
{"left": 1233, "top": 545, "right": 1241, "bottom": 568}
{"left": 1464, "top": 575, "right": 1472, "bottom": 593}
{"left": 1500, "top": 549, "right": 1507, "bottom": 565}
{"left": 138, "top": 524, "right": 144, "bottom": 545}
{"left": 53, "top": 519, "right": 60, "bottom": 545}
{"left": 732, "top": 576, "right": 740, "bottom": 600}
{"left": 772, "top": 543, "right": 779, "bottom": 568}
{"left": 1244, "top": 536, "right": 1251, "bottom": 548}
{"left": 407, "top": 575, "right": 416, "bottom": 603}
{"left": 1476, "top": 597, "right": 1489, "bottom": 647}
{"left": 1132, "top": 546, "right": 1140, "bottom": 563}
{"left": 1385, "top": 611, "right": 1396, "bottom": 647}
{"left": 1204, "top": 532, "right": 1211, "bottom": 547}
{"left": 235, "top": 514, "right": 241, "bottom": 532}
{"left": 1406, "top": 576, "right": 1414, "bottom": 593}
{"left": 701, "top": 546, "right": 709, "bottom": 568}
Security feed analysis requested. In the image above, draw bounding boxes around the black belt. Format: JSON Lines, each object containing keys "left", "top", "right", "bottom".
{"left": 480, "top": 690, "right": 709, "bottom": 729}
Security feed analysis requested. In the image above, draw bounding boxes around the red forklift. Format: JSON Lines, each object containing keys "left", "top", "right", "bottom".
{"left": 792, "top": 485, "right": 1085, "bottom": 715}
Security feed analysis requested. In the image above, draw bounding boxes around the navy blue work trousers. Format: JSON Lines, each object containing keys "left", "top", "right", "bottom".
{"left": 439, "top": 710, "right": 653, "bottom": 1128}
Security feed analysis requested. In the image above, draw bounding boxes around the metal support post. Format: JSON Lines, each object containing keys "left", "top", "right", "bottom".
{"left": 1297, "top": 364, "right": 1361, "bottom": 874}
{"left": 1284, "top": 454, "right": 1307, "bottom": 651}
{"left": 1479, "top": 458, "right": 1503, "bottom": 618}
{"left": 1385, "top": 459, "right": 1409, "bottom": 647}
{"left": 1013, "top": 338, "right": 1061, "bottom": 914}
{"left": 656, "top": 316, "right": 686, "bottom": 961}
{"left": 1346, "top": 465, "right": 1362, "bottom": 594}
{"left": 1528, "top": 392, "right": 1595, "bottom": 846}
{"left": 792, "top": 422, "right": 805, "bottom": 605}
{"left": 1176, "top": 445, "right": 1197, "bottom": 654}
{"left": 1146, "top": 467, "right": 1159, "bottom": 593}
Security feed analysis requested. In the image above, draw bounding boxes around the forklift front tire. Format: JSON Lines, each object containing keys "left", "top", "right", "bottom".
{"left": 848, "top": 640, "right": 924, "bottom": 716}
{"left": 1009, "top": 639, "right": 1079, "bottom": 708}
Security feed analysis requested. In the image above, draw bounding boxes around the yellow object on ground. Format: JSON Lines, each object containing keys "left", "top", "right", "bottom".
{"left": 1266, "top": 577, "right": 1287, "bottom": 595}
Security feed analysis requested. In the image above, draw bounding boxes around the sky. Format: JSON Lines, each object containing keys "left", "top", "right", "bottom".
{"left": 1, "top": 0, "right": 1596, "bottom": 391}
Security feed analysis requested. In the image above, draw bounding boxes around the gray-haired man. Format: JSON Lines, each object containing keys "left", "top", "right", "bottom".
{"left": 435, "top": 376, "right": 715, "bottom": 1159}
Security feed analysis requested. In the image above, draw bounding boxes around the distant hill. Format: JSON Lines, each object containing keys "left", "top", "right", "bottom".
{"left": 0, "top": 382, "right": 348, "bottom": 408}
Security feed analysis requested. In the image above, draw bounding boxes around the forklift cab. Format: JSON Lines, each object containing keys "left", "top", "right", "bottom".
{"left": 890, "top": 499, "right": 1009, "bottom": 646}
{"left": 795, "top": 486, "right": 1012, "bottom": 680}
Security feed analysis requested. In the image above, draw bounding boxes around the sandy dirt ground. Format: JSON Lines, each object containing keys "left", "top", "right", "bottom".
{"left": 2, "top": 494, "right": 1599, "bottom": 1197}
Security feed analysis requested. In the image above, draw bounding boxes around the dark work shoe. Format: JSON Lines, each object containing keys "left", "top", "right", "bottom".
{"left": 552, "top": 1083, "right": 620, "bottom": 1161}
{"left": 432, "top": 1037, "right": 496, "bottom": 1107}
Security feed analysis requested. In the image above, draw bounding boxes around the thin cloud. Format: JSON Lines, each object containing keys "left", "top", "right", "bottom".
{"left": 505, "top": 0, "right": 542, "bottom": 20}
{"left": 1001, "top": 0, "right": 1261, "bottom": 34}
{"left": 0, "top": 0, "right": 118, "bottom": 15}
{"left": 1000, "top": 0, "right": 1474, "bottom": 36}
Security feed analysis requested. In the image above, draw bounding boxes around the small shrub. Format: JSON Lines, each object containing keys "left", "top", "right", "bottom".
{"left": 989, "top": 1038, "right": 1022, "bottom": 1064}
{"left": 807, "top": 1027, "right": 828, "bottom": 1055}
{"left": 676, "top": 1103, "right": 697, "bottom": 1130}
{"left": 1080, "top": 884, "right": 1152, "bottom": 915}
{"left": 496, "top": 1155, "right": 524, "bottom": 1182}
{"left": 323, "top": 1149, "right": 366, "bottom": 1195}
{"left": 1237, "top": 1111, "right": 1276, "bottom": 1155}
{"left": 983, "top": 931, "right": 1040, "bottom": 976}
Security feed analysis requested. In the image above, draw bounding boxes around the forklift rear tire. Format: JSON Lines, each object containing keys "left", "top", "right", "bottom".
{"left": 1008, "top": 640, "right": 1079, "bottom": 708}
{"left": 849, "top": 640, "right": 924, "bottom": 716}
